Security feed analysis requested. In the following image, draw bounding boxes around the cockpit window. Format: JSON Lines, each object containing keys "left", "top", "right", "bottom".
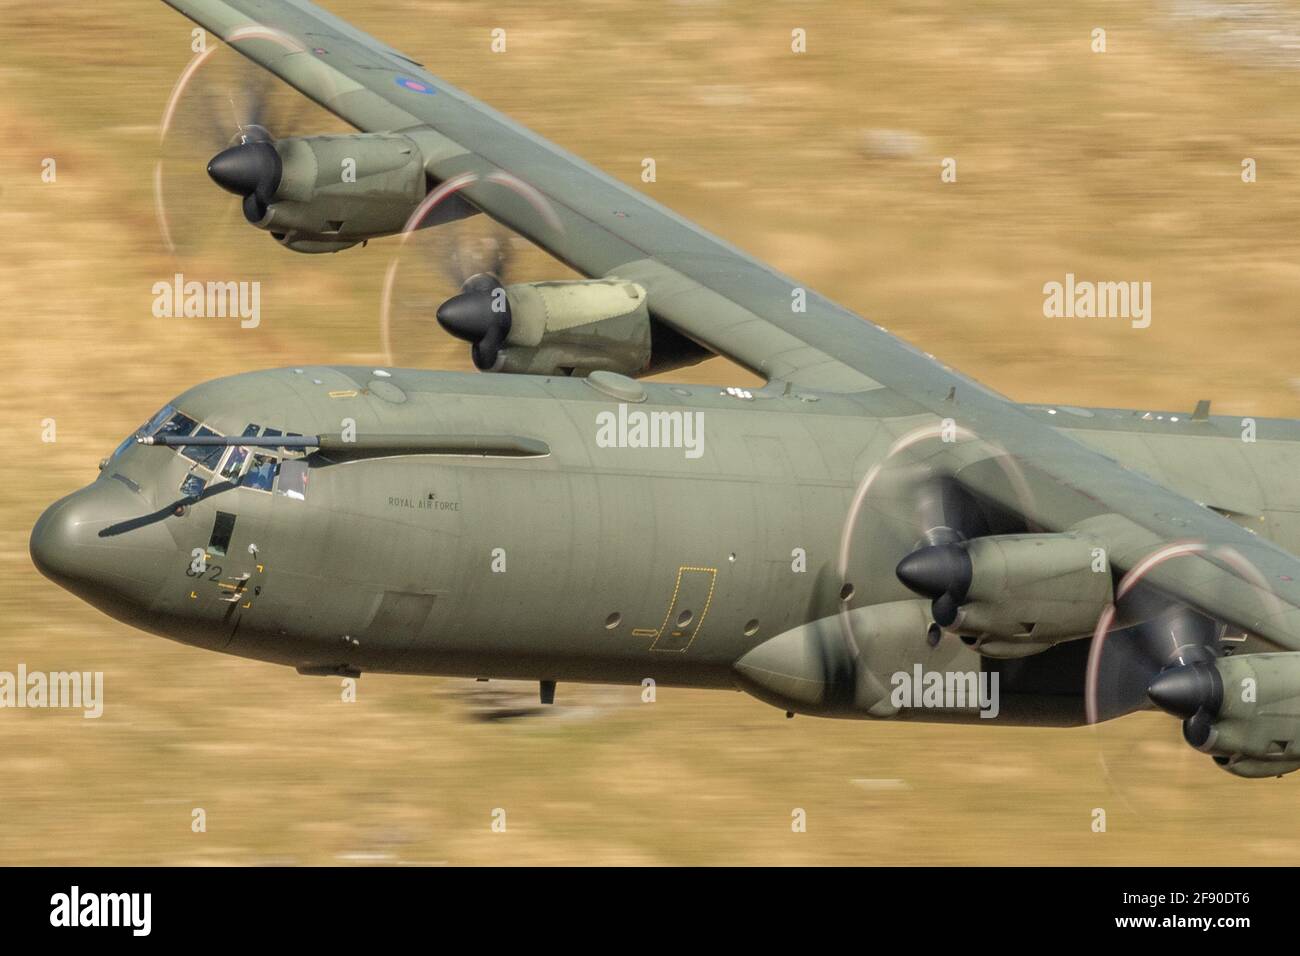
{"left": 179, "top": 473, "right": 207, "bottom": 499}
{"left": 219, "top": 446, "right": 249, "bottom": 481}
{"left": 108, "top": 404, "right": 188, "bottom": 464}
{"left": 243, "top": 454, "right": 279, "bottom": 492}
{"left": 180, "top": 426, "right": 224, "bottom": 470}
{"left": 143, "top": 405, "right": 180, "bottom": 437}
{"left": 156, "top": 411, "right": 198, "bottom": 439}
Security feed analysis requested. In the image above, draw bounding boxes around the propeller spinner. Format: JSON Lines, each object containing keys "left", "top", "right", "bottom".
{"left": 892, "top": 475, "right": 987, "bottom": 637}
{"left": 206, "top": 137, "right": 282, "bottom": 223}
{"left": 435, "top": 273, "right": 513, "bottom": 370}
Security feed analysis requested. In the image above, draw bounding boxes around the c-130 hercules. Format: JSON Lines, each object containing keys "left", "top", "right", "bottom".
{"left": 30, "top": 0, "right": 1300, "bottom": 778}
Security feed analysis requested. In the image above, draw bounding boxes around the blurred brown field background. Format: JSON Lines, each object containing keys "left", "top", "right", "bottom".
{"left": 3, "top": 0, "right": 1300, "bottom": 864}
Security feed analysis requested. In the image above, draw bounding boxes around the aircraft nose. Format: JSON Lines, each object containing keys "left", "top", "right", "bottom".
{"left": 31, "top": 478, "right": 171, "bottom": 616}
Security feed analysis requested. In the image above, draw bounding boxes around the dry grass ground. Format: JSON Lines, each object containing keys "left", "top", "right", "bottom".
{"left": 2, "top": 0, "right": 1300, "bottom": 864}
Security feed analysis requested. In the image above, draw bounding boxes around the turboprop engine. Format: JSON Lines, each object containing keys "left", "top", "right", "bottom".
{"left": 435, "top": 276, "right": 653, "bottom": 375}
{"left": 1148, "top": 652, "right": 1300, "bottom": 778}
{"left": 207, "top": 132, "right": 435, "bottom": 252}
{"left": 896, "top": 532, "right": 1113, "bottom": 657}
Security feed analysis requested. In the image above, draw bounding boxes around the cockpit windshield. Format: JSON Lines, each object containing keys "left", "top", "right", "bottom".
{"left": 180, "top": 426, "right": 224, "bottom": 470}
{"left": 143, "top": 405, "right": 181, "bottom": 436}
{"left": 109, "top": 404, "right": 195, "bottom": 463}
{"left": 156, "top": 410, "right": 197, "bottom": 440}
{"left": 108, "top": 410, "right": 309, "bottom": 502}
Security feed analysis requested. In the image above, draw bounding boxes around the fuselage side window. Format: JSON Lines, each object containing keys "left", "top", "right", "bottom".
{"left": 208, "top": 511, "right": 236, "bottom": 557}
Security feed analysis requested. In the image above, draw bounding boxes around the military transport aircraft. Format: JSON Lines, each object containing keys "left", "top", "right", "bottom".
{"left": 30, "top": 0, "right": 1300, "bottom": 778}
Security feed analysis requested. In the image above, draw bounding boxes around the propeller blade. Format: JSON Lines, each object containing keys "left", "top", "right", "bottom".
{"left": 914, "top": 476, "right": 983, "bottom": 547}
{"left": 1091, "top": 602, "right": 1223, "bottom": 723}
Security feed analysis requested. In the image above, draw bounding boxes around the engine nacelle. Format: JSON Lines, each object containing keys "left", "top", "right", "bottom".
{"left": 1151, "top": 653, "right": 1300, "bottom": 777}
{"left": 253, "top": 133, "right": 431, "bottom": 249}
{"left": 897, "top": 533, "right": 1112, "bottom": 656}
{"left": 439, "top": 278, "right": 654, "bottom": 376}
{"left": 489, "top": 279, "right": 651, "bottom": 376}
{"left": 956, "top": 533, "right": 1112, "bottom": 647}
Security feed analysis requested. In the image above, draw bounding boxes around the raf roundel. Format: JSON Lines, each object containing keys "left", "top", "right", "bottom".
{"left": 394, "top": 76, "right": 436, "bottom": 95}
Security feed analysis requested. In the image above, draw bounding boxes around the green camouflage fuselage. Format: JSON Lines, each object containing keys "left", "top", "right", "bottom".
{"left": 45, "top": 366, "right": 1300, "bottom": 723}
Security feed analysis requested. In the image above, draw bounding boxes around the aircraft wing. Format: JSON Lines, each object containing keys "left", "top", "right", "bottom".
{"left": 161, "top": 0, "right": 1300, "bottom": 652}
